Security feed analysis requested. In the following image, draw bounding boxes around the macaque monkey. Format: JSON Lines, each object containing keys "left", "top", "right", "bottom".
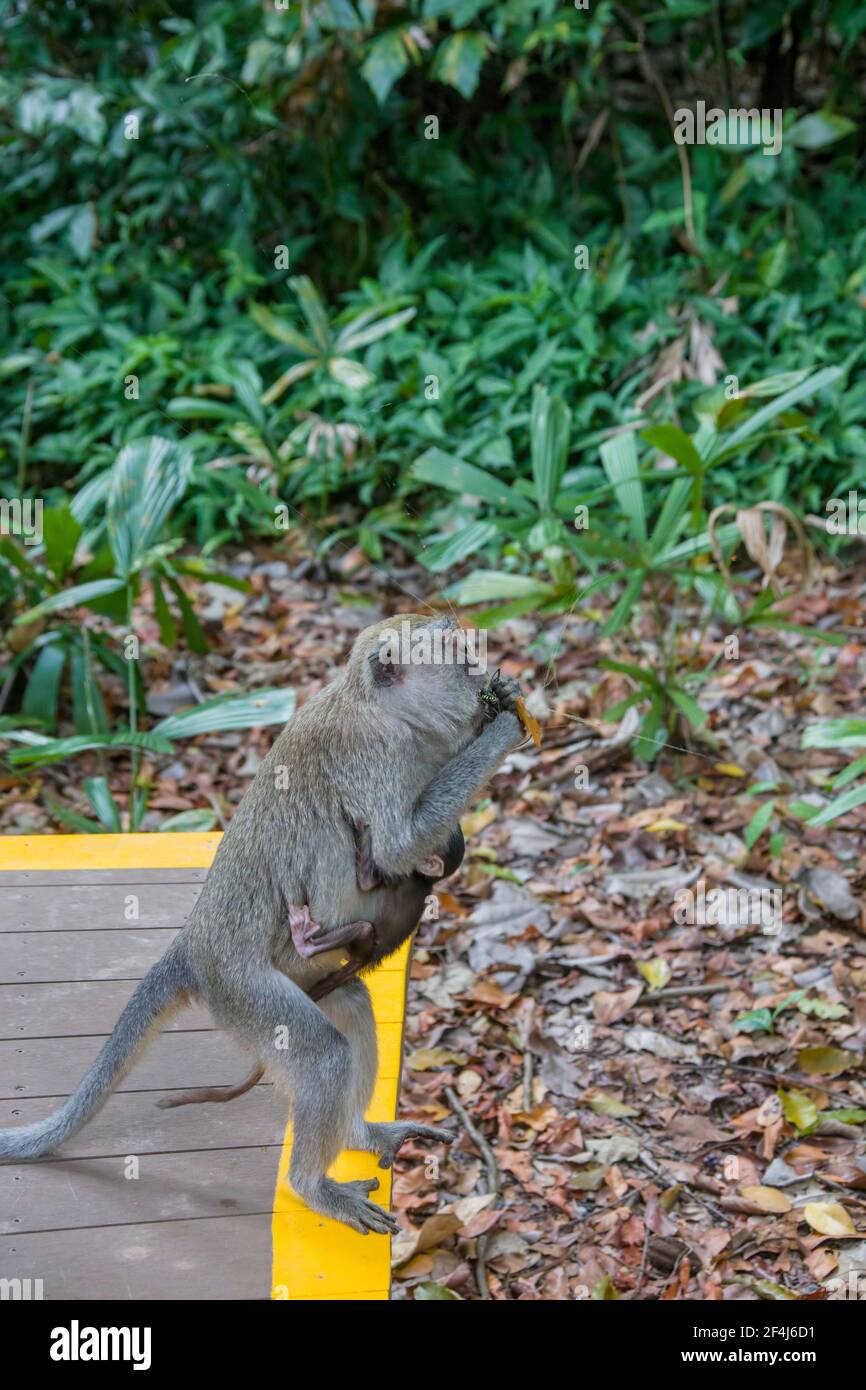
{"left": 0, "top": 615, "right": 525, "bottom": 1235}
{"left": 160, "top": 822, "right": 467, "bottom": 1108}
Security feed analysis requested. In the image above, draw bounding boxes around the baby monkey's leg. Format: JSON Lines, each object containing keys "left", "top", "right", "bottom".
{"left": 308, "top": 924, "right": 376, "bottom": 1002}
{"left": 156, "top": 1065, "right": 265, "bottom": 1108}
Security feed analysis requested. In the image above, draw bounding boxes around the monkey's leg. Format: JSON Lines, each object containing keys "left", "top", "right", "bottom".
{"left": 322, "top": 981, "right": 454, "bottom": 1171}
{"left": 156, "top": 1064, "right": 265, "bottom": 1109}
{"left": 206, "top": 967, "right": 399, "bottom": 1236}
{"left": 288, "top": 904, "right": 374, "bottom": 961}
{"left": 159, "top": 928, "right": 377, "bottom": 1111}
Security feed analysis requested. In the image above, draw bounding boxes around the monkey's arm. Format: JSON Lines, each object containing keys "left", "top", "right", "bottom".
{"left": 371, "top": 709, "right": 523, "bottom": 879}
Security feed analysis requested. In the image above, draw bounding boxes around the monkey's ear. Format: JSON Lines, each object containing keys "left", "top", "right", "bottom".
{"left": 369, "top": 650, "right": 404, "bottom": 688}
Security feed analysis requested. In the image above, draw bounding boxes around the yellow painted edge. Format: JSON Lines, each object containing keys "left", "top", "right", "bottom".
{"left": 271, "top": 937, "right": 412, "bottom": 1301}
{"left": 0, "top": 832, "right": 223, "bottom": 871}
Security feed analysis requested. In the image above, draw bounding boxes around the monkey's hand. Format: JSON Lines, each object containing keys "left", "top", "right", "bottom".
{"left": 487, "top": 669, "right": 523, "bottom": 714}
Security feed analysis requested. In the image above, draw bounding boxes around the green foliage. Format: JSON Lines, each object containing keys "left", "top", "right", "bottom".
{"left": 0, "top": 1, "right": 864, "bottom": 823}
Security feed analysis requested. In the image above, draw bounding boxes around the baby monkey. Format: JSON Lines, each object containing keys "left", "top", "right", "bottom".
{"left": 160, "top": 820, "right": 466, "bottom": 1108}
{"left": 295, "top": 819, "right": 466, "bottom": 1000}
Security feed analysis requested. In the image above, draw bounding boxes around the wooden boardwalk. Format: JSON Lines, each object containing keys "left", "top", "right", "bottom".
{"left": 0, "top": 835, "right": 408, "bottom": 1300}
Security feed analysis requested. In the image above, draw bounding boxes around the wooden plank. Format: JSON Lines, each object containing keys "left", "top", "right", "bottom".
{"left": 0, "top": 882, "right": 202, "bottom": 932}
{"left": 0, "top": 1024, "right": 404, "bottom": 1101}
{"left": 0, "top": 1072, "right": 398, "bottom": 1160}
{"left": 0, "top": 1215, "right": 273, "bottom": 1300}
{"left": 0, "top": 982, "right": 214, "bottom": 1039}
{"left": 0, "top": 868, "right": 208, "bottom": 888}
{"left": 0, "top": 1030, "right": 256, "bottom": 1101}
{"left": 1, "top": 970, "right": 407, "bottom": 1040}
{"left": 0, "top": 928, "right": 178, "bottom": 983}
{"left": 0, "top": 1147, "right": 284, "bottom": 1235}
{"left": 0, "top": 1086, "right": 287, "bottom": 1158}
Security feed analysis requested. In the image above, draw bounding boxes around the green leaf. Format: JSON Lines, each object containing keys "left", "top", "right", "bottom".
{"left": 745, "top": 799, "right": 776, "bottom": 848}
{"left": 599, "top": 433, "right": 646, "bottom": 543}
{"left": 42, "top": 505, "right": 82, "bottom": 581}
{"left": 151, "top": 573, "right": 178, "bottom": 648}
{"left": 45, "top": 798, "right": 106, "bottom": 834}
{"left": 158, "top": 809, "right": 219, "bottom": 832}
{"left": 21, "top": 643, "right": 66, "bottom": 727}
{"left": 290, "top": 276, "right": 331, "bottom": 352}
{"left": 788, "top": 112, "right": 856, "bottom": 150}
{"left": 165, "top": 577, "right": 209, "bottom": 655}
{"left": 710, "top": 367, "right": 842, "bottom": 462}
{"left": 83, "top": 776, "right": 122, "bottom": 832}
{"left": 668, "top": 686, "right": 709, "bottom": 729}
{"left": 412, "top": 448, "right": 535, "bottom": 515}
{"left": 734, "top": 1007, "right": 773, "bottom": 1034}
{"left": 757, "top": 239, "right": 789, "bottom": 289}
{"left": 165, "top": 397, "right": 244, "bottom": 421}
{"left": 5, "top": 731, "right": 174, "bottom": 767}
{"left": 360, "top": 30, "right": 410, "bottom": 105}
{"left": 15, "top": 578, "right": 127, "bottom": 626}
{"left": 803, "top": 782, "right": 866, "bottom": 827}
{"left": 336, "top": 306, "right": 416, "bottom": 352}
{"left": 833, "top": 755, "right": 866, "bottom": 789}
{"left": 640, "top": 424, "right": 703, "bottom": 476}
{"left": 530, "top": 385, "right": 571, "bottom": 513}
{"left": 451, "top": 570, "right": 554, "bottom": 604}
{"left": 602, "top": 570, "right": 646, "bottom": 636}
{"left": 153, "top": 687, "right": 296, "bottom": 738}
{"left": 779, "top": 1088, "right": 818, "bottom": 1131}
{"left": 419, "top": 521, "right": 498, "bottom": 572}
{"left": 106, "top": 436, "right": 193, "bottom": 580}
{"left": 432, "top": 31, "right": 489, "bottom": 98}
{"left": 249, "top": 303, "right": 317, "bottom": 355}
{"left": 68, "top": 202, "right": 96, "bottom": 262}
{"left": 803, "top": 719, "right": 866, "bottom": 750}
{"left": 327, "top": 356, "right": 375, "bottom": 390}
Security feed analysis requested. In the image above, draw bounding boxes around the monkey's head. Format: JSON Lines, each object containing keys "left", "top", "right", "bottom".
{"left": 348, "top": 613, "right": 486, "bottom": 734}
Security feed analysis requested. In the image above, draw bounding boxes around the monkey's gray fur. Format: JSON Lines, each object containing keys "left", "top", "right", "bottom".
{"left": 0, "top": 614, "right": 525, "bottom": 1234}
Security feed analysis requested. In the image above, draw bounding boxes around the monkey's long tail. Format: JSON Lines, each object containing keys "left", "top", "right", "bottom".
{"left": 0, "top": 943, "right": 191, "bottom": 1160}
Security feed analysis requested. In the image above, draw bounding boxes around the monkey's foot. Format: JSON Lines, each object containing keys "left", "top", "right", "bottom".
{"left": 288, "top": 904, "right": 323, "bottom": 957}
{"left": 296, "top": 1175, "right": 399, "bottom": 1236}
{"left": 416, "top": 854, "right": 445, "bottom": 879}
{"left": 359, "top": 1120, "right": 455, "bottom": 1169}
